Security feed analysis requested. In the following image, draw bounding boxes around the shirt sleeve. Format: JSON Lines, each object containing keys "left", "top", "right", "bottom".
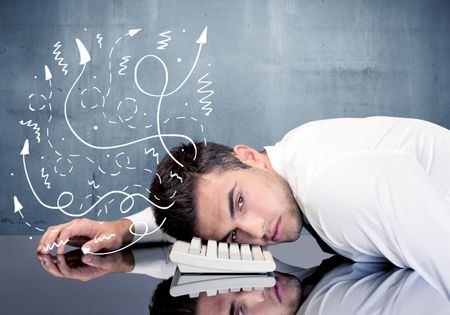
{"left": 128, "top": 246, "right": 176, "bottom": 279}
{"left": 124, "top": 207, "right": 176, "bottom": 243}
{"left": 307, "top": 152, "right": 450, "bottom": 300}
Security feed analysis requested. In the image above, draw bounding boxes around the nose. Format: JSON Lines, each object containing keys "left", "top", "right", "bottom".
{"left": 237, "top": 216, "right": 266, "bottom": 240}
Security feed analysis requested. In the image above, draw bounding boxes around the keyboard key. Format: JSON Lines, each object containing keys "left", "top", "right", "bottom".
{"left": 251, "top": 245, "right": 264, "bottom": 261}
{"left": 240, "top": 244, "right": 252, "bottom": 261}
{"left": 200, "top": 244, "right": 206, "bottom": 257}
{"left": 189, "top": 237, "right": 202, "bottom": 255}
{"left": 218, "top": 242, "right": 229, "bottom": 259}
{"left": 229, "top": 243, "right": 241, "bottom": 260}
{"left": 206, "top": 240, "right": 217, "bottom": 258}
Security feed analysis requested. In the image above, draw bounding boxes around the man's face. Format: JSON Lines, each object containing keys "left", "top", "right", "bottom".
{"left": 196, "top": 146, "right": 303, "bottom": 245}
{"left": 196, "top": 272, "right": 302, "bottom": 315}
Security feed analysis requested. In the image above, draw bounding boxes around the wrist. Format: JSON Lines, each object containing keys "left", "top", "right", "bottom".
{"left": 118, "top": 218, "right": 134, "bottom": 246}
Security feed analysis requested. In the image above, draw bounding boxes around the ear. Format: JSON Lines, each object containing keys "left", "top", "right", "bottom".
{"left": 233, "top": 144, "right": 267, "bottom": 168}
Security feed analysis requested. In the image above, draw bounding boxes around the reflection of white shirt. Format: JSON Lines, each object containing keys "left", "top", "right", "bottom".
{"left": 265, "top": 117, "right": 450, "bottom": 299}
{"left": 299, "top": 263, "right": 450, "bottom": 314}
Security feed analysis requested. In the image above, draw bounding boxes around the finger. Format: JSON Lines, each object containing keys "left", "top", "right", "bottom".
{"left": 80, "top": 238, "right": 107, "bottom": 255}
{"left": 67, "top": 236, "right": 90, "bottom": 248}
{"left": 40, "top": 225, "right": 64, "bottom": 254}
{"left": 81, "top": 254, "right": 105, "bottom": 268}
{"left": 56, "top": 255, "right": 74, "bottom": 278}
{"left": 56, "top": 219, "right": 83, "bottom": 255}
{"left": 37, "top": 225, "right": 57, "bottom": 253}
{"left": 40, "top": 254, "right": 63, "bottom": 278}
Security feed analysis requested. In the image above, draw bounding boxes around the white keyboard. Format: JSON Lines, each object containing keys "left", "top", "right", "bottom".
{"left": 169, "top": 268, "right": 276, "bottom": 297}
{"left": 169, "top": 237, "right": 276, "bottom": 273}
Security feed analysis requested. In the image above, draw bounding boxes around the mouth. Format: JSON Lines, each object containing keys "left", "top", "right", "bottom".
{"left": 273, "top": 278, "right": 282, "bottom": 303}
{"left": 271, "top": 218, "right": 282, "bottom": 242}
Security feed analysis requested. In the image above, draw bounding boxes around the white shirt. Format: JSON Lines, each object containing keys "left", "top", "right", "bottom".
{"left": 265, "top": 116, "right": 450, "bottom": 299}
{"left": 299, "top": 263, "right": 450, "bottom": 314}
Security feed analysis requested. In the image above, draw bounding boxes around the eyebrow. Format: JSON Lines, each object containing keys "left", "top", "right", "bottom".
{"left": 220, "top": 182, "right": 237, "bottom": 242}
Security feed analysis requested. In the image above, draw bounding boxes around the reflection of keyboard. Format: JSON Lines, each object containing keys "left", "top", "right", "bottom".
{"left": 169, "top": 237, "right": 276, "bottom": 273}
{"left": 169, "top": 269, "right": 276, "bottom": 297}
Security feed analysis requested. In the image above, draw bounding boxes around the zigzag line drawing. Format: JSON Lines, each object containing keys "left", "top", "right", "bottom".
{"left": 41, "top": 167, "right": 51, "bottom": 189}
{"left": 118, "top": 56, "right": 131, "bottom": 75}
{"left": 144, "top": 147, "right": 160, "bottom": 164}
{"left": 197, "top": 73, "right": 214, "bottom": 116}
{"left": 19, "top": 120, "right": 41, "bottom": 143}
{"left": 43, "top": 239, "right": 69, "bottom": 252}
{"left": 94, "top": 233, "right": 116, "bottom": 243}
{"left": 52, "top": 41, "right": 68, "bottom": 75}
{"left": 157, "top": 31, "right": 172, "bottom": 50}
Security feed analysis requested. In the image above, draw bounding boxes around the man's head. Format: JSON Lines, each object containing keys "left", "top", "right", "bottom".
{"left": 150, "top": 142, "right": 302, "bottom": 244}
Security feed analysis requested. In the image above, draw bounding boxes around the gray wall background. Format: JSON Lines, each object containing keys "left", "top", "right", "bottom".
{"left": 1, "top": 0, "right": 450, "bottom": 234}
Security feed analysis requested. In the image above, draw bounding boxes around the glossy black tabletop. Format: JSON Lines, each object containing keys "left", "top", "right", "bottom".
{"left": 2, "top": 236, "right": 450, "bottom": 315}
{"left": 0, "top": 236, "right": 161, "bottom": 315}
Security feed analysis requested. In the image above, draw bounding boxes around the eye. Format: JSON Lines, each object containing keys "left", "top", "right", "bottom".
{"left": 237, "top": 194, "right": 244, "bottom": 210}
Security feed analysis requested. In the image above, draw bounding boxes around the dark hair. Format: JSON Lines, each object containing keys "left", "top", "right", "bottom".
{"left": 149, "top": 278, "right": 198, "bottom": 314}
{"left": 150, "top": 142, "right": 250, "bottom": 241}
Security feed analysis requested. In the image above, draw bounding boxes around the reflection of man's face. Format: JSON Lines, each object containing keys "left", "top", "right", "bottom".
{"left": 195, "top": 146, "right": 303, "bottom": 245}
{"left": 196, "top": 272, "right": 302, "bottom": 315}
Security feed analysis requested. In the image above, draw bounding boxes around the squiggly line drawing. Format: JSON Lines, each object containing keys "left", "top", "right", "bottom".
{"left": 52, "top": 41, "right": 68, "bottom": 75}
{"left": 96, "top": 33, "right": 103, "bottom": 48}
{"left": 118, "top": 56, "right": 131, "bottom": 75}
{"left": 19, "top": 120, "right": 41, "bottom": 143}
{"left": 197, "top": 73, "right": 214, "bottom": 116}
{"left": 41, "top": 167, "right": 51, "bottom": 189}
{"left": 88, "top": 180, "right": 100, "bottom": 189}
{"left": 170, "top": 171, "right": 183, "bottom": 183}
{"left": 65, "top": 39, "right": 197, "bottom": 168}
{"left": 144, "top": 147, "right": 159, "bottom": 164}
{"left": 22, "top": 139, "right": 174, "bottom": 217}
{"left": 157, "top": 31, "right": 172, "bottom": 50}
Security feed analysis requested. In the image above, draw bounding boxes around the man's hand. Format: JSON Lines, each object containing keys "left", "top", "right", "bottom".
{"left": 37, "top": 249, "right": 135, "bottom": 282}
{"left": 36, "top": 218, "right": 134, "bottom": 255}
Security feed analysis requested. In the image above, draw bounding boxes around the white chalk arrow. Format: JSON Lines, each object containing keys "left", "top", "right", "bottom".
{"left": 13, "top": 196, "right": 24, "bottom": 218}
{"left": 44, "top": 65, "right": 52, "bottom": 81}
{"left": 20, "top": 139, "right": 29, "bottom": 155}
{"left": 127, "top": 28, "right": 142, "bottom": 37}
{"left": 135, "top": 26, "right": 208, "bottom": 97}
{"left": 196, "top": 26, "right": 207, "bottom": 44}
{"left": 75, "top": 38, "right": 91, "bottom": 65}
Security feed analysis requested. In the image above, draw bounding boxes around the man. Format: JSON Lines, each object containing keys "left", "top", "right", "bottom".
{"left": 37, "top": 116, "right": 450, "bottom": 298}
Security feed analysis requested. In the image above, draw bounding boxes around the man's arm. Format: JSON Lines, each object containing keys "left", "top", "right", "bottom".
{"left": 307, "top": 152, "right": 450, "bottom": 299}
{"left": 37, "top": 207, "right": 174, "bottom": 254}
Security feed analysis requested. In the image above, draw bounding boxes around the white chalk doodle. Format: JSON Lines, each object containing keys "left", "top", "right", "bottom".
{"left": 96, "top": 33, "right": 103, "bottom": 48}
{"left": 118, "top": 56, "right": 131, "bottom": 75}
{"left": 41, "top": 167, "right": 51, "bottom": 189}
{"left": 19, "top": 120, "right": 41, "bottom": 143}
{"left": 13, "top": 196, "right": 45, "bottom": 232}
{"left": 170, "top": 171, "right": 183, "bottom": 183}
{"left": 18, "top": 25, "right": 213, "bottom": 253}
{"left": 197, "top": 72, "right": 214, "bottom": 116}
{"left": 144, "top": 147, "right": 160, "bottom": 164}
{"left": 157, "top": 30, "right": 172, "bottom": 50}
{"left": 52, "top": 41, "right": 68, "bottom": 75}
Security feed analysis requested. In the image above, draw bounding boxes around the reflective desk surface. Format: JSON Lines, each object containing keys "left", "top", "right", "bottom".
{"left": 2, "top": 236, "right": 449, "bottom": 315}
